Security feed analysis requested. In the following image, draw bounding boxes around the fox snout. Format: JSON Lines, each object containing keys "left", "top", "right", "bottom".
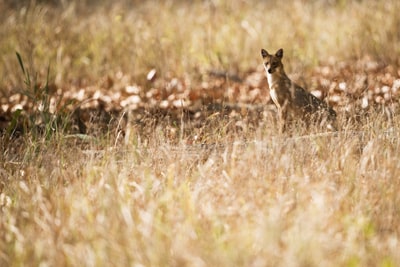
{"left": 264, "top": 62, "right": 275, "bottom": 74}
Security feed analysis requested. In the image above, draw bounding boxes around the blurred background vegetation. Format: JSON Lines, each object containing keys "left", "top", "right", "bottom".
{"left": 1, "top": 0, "right": 399, "bottom": 93}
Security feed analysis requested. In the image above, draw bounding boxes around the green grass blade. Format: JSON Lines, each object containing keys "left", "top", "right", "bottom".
{"left": 15, "top": 52, "right": 26, "bottom": 76}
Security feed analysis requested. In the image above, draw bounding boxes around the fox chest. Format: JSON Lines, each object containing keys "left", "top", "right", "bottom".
{"left": 269, "top": 87, "right": 291, "bottom": 108}
{"left": 269, "top": 89, "right": 280, "bottom": 107}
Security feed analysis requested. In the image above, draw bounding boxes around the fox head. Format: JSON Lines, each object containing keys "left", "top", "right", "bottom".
{"left": 261, "top": 48, "right": 284, "bottom": 75}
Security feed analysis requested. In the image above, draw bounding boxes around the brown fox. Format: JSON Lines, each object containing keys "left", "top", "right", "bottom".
{"left": 261, "top": 48, "right": 337, "bottom": 132}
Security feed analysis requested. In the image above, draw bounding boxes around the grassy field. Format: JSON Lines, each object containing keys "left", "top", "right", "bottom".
{"left": 1, "top": 0, "right": 400, "bottom": 266}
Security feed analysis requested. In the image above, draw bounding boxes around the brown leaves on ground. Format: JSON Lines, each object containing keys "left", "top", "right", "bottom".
{"left": 0, "top": 57, "right": 399, "bottom": 135}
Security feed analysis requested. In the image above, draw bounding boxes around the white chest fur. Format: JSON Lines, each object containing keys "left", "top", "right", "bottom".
{"left": 269, "top": 88, "right": 280, "bottom": 108}
{"left": 266, "top": 72, "right": 274, "bottom": 90}
{"left": 264, "top": 67, "right": 280, "bottom": 107}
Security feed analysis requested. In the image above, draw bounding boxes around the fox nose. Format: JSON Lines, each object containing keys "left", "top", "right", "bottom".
{"left": 268, "top": 68, "right": 272, "bottom": 74}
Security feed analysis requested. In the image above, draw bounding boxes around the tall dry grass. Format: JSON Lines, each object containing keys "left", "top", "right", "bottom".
{"left": 1, "top": 0, "right": 400, "bottom": 266}
{"left": 1, "top": 111, "right": 400, "bottom": 266}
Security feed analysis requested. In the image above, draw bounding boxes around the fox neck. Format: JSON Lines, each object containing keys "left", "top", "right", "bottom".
{"left": 265, "top": 67, "right": 289, "bottom": 89}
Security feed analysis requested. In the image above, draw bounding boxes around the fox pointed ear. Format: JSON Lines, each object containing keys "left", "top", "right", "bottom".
{"left": 276, "top": 48, "right": 283, "bottom": 58}
{"left": 261, "top": 49, "right": 269, "bottom": 58}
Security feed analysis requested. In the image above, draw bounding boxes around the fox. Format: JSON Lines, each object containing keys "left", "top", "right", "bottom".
{"left": 261, "top": 48, "right": 337, "bottom": 133}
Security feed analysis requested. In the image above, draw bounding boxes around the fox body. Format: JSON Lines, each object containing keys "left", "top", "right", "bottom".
{"left": 261, "top": 48, "right": 336, "bottom": 132}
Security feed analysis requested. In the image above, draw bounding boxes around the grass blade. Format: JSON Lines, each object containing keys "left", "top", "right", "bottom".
{"left": 15, "top": 52, "right": 26, "bottom": 76}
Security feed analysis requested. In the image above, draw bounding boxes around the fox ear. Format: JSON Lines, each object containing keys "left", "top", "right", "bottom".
{"left": 261, "top": 49, "right": 269, "bottom": 58}
{"left": 276, "top": 48, "right": 283, "bottom": 58}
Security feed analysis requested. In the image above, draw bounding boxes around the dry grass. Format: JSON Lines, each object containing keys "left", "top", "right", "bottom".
{"left": 1, "top": 111, "right": 400, "bottom": 266}
{"left": 1, "top": 0, "right": 400, "bottom": 266}
{"left": 1, "top": 0, "right": 400, "bottom": 90}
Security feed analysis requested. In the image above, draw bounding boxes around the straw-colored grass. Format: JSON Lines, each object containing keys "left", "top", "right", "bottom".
{"left": 1, "top": 0, "right": 400, "bottom": 266}
{"left": 1, "top": 111, "right": 400, "bottom": 266}
{"left": 1, "top": 0, "right": 399, "bottom": 90}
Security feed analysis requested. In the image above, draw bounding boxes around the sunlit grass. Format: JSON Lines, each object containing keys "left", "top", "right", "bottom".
{"left": 1, "top": 0, "right": 400, "bottom": 266}
{"left": 1, "top": 0, "right": 400, "bottom": 91}
{"left": 1, "top": 111, "right": 400, "bottom": 266}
